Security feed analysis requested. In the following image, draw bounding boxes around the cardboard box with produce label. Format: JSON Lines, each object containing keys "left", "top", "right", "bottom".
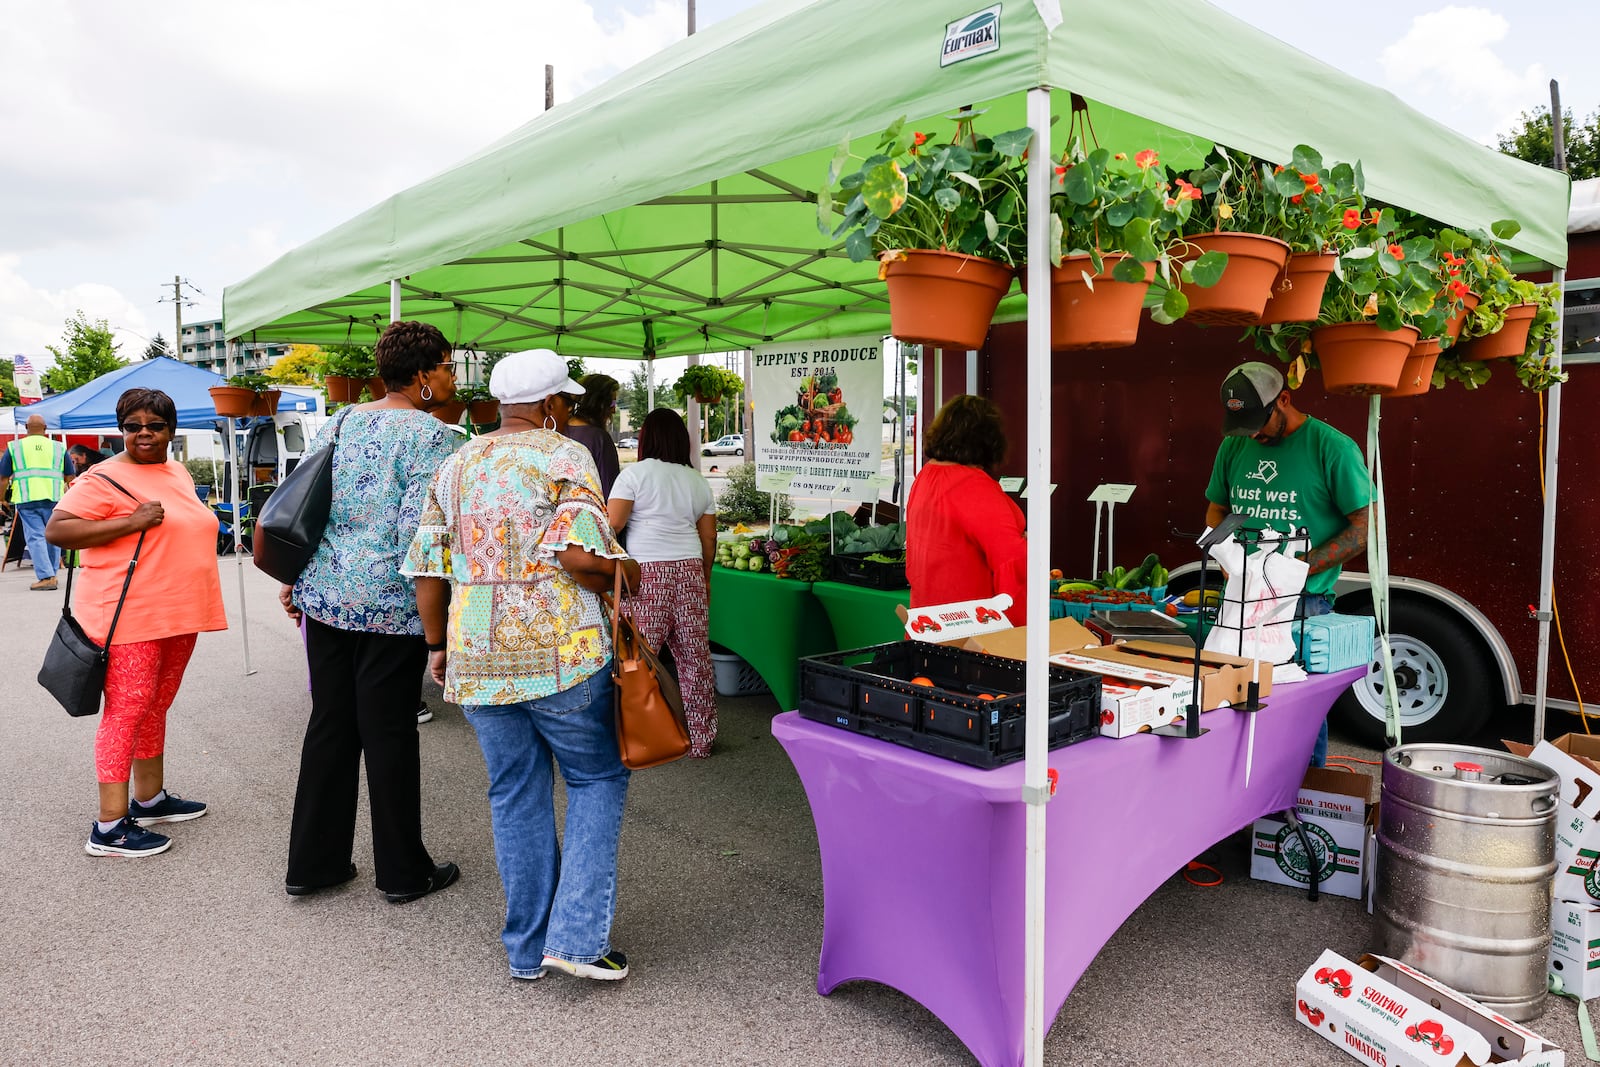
{"left": 1060, "top": 644, "right": 1252, "bottom": 711}
{"left": 1504, "top": 734, "right": 1600, "bottom": 904}
{"left": 1548, "top": 900, "right": 1600, "bottom": 1001}
{"left": 948, "top": 616, "right": 1099, "bottom": 661}
{"left": 1250, "top": 767, "right": 1372, "bottom": 900}
{"left": 1296, "top": 950, "right": 1563, "bottom": 1067}
{"left": 1049, "top": 651, "right": 1195, "bottom": 714}
{"left": 1094, "top": 678, "right": 1181, "bottom": 738}
{"left": 897, "top": 595, "right": 1016, "bottom": 644}
{"left": 1117, "top": 640, "right": 1273, "bottom": 702}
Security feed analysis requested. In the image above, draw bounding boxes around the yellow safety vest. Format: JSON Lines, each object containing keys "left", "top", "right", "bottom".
{"left": 7, "top": 436, "right": 66, "bottom": 504}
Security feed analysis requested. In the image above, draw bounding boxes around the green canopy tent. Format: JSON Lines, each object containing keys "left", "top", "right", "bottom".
{"left": 224, "top": 2, "right": 1571, "bottom": 1064}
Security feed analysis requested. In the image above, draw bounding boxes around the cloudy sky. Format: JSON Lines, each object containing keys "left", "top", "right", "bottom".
{"left": 0, "top": 0, "right": 1590, "bottom": 372}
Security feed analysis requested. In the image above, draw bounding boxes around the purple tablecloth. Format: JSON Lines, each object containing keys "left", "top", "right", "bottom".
{"left": 771, "top": 667, "right": 1364, "bottom": 1067}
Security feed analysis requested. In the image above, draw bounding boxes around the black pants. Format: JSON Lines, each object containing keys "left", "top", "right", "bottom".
{"left": 287, "top": 617, "right": 434, "bottom": 894}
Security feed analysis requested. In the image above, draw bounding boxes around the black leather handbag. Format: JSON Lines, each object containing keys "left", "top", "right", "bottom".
{"left": 251, "top": 410, "right": 347, "bottom": 585}
{"left": 37, "top": 476, "right": 145, "bottom": 718}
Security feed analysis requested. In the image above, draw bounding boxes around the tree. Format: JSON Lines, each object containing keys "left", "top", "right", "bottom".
{"left": 268, "top": 344, "right": 327, "bottom": 385}
{"left": 143, "top": 333, "right": 171, "bottom": 360}
{"left": 0, "top": 360, "right": 16, "bottom": 406}
{"left": 1495, "top": 105, "right": 1600, "bottom": 180}
{"left": 42, "top": 311, "right": 126, "bottom": 393}
{"left": 623, "top": 365, "right": 685, "bottom": 428}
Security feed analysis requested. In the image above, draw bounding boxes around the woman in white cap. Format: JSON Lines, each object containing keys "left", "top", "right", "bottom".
{"left": 404, "top": 348, "right": 641, "bottom": 984}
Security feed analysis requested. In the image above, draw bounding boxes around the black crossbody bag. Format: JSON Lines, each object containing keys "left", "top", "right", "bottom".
{"left": 252, "top": 408, "right": 349, "bottom": 585}
{"left": 37, "top": 475, "right": 146, "bottom": 718}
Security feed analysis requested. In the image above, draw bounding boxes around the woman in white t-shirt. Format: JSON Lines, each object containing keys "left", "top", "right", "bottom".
{"left": 606, "top": 409, "right": 719, "bottom": 757}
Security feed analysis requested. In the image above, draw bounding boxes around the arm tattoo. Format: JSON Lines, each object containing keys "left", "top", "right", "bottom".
{"left": 1301, "top": 512, "right": 1369, "bottom": 576}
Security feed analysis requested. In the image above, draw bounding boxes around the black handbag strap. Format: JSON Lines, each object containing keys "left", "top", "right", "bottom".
{"left": 61, "top": 472, "right": 147, "bottom": 648}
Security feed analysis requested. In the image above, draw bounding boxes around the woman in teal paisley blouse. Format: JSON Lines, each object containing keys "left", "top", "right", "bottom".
{"left": 277, "top": 320, "right": 462, "bottom": 904}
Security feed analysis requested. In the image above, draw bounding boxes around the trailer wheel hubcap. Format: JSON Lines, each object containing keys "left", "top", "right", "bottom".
{"left": 1353, "top": 635, "right": 1449, "bottom": 727}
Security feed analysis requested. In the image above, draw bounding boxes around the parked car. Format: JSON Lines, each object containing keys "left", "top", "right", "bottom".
{"left": 618, "top": 435, "right": 639, "bottom": 449}
{"left": 702, "top": 433, "right": 745, "bottom": 456}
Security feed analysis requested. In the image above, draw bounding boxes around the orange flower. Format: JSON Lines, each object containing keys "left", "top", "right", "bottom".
{"left": 1290, "top": 194, "right": 1303, "bottom": 205}
{"left": 1342, "top": 209, "right": 1362, "bottom": 229}
{"left": 1054, "top": 165, "right": 1067, "bottom": 185}
{"left": 1387, "top": 243, "right": 1405, "bottom": 260}
{"left": 1370, "top": 209, "right": 1382, "bottom": 225}
{"left": 913, "top": 132, "right": 928, "bottom": 146}
{"left": 1174, "top": 178, "right": 1201, "bottom": 201}
{"left": 1113, "top": 152, "right": 1127, "bottom": 161}
{"left": 1299, "top": 172, "right": 1320, "bottom": 186}
{"left": 1135, "top": 149, "right": 1159, "bottom": 170}
{"left": 1448, "top": 280, "right": 1471, "bottom": 299}
{"left": 1165, "top": 197, "right": 1178, "bottom": 209}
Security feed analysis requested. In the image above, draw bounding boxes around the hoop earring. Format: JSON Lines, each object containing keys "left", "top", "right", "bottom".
{"left": 420, "top": 383, "right": 434, "bottom": 402}
{"left": 542, "top": 415, "right": 557, "bottom": 430}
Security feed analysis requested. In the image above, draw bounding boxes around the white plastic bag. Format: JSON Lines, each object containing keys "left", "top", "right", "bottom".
{"left": 1202, "top": 532, "right": 1309, "bottom": 663}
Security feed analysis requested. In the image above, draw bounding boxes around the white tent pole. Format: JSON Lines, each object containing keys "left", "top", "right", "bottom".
{"left": 1533, "top": 264, "right": 1566, "bottom": 743}
{"left": 1022, "top": 84, "right": 1053, "bottom": 1067}
{"left": 646, "top": 356, "right": 656, "bottom": 411}
{"left": 966, "top": 349, "right": 978, "bottom": 393}
{"left": 226, "top": 415, "right": 254, "bottom": 675}
{"left": 390, "top": 279, "right": 402, "bottom": 324}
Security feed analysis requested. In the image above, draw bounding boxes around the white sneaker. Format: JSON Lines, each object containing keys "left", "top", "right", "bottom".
{"left": 417, "top": 703, "right": 433, "bottom": 724}
{"left": 541, "top": 951, "right": 628, "bottom": 980}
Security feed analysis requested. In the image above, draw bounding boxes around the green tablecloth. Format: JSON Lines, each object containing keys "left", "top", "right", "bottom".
{"left": 709, "top": 568, "right": 835, "bottom": 711}
{"left": 809, "top": 580, "right": 910, "bottom": 652}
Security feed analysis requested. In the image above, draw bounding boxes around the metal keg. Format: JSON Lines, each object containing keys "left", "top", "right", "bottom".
{"left": 1375, "top": 743, "right": 1559, "bottom": 1021}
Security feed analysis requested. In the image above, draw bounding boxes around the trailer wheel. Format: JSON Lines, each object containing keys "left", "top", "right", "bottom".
{"left": 1331, "top": 597, "right": 1496, "bottom": 747}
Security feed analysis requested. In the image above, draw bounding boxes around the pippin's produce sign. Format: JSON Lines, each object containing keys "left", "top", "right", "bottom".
{"left": 752, "top": 335, "right": 885, "bottom": 499}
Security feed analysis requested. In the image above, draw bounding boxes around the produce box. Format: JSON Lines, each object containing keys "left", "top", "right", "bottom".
{"left": 1504, "top": 734, "right": 1600, "bottom": 904}
{"left": 829, "top": 552, "right": 907, "bottom": 590}
{"left": 1118, "top": 640, "right": 1273, "bottom": 702}
{"left": 1548, "top": 900, "right": 1600, "bottom": 1001}
{"left": 1295, "top": 950, "right": 1563, "bottom": 1067}
{"left": 1250, "top": 767, "right": 1373, "bottom": 900}
{"left": 1084, "top": 609, "right": 1192, "bottom": 649}
{"left": 1095, "top": 678, "right": 1181, "bottom": 738}
{"left": 1057, "top": 645, "right": 1252, "bottom": 712}
{"left": 796, "top": 642, "right": 1100, "bottom": 769}
{"left": 944, "top": 616, "right": 1099, "bottom": 661}
{"left": 1049, "top": 651, "right": 1195, "bottom": 715}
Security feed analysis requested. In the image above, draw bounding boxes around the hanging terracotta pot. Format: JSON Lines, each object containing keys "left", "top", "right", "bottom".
{"left": 324, "top": 375, "right": 357, "bottom": 403}
{"left": 468, "top": 398, "right": 501, "bottom": 425}
{"left": 1441, "top": 290, "right": 1480, "bottom": 342}
{"left": 250, "top": 388, "right": 282, "bottom": 417}
{"left": 1459, "top": 302, "right": 1537, "bottom": 361}
{"left": 1382, "top": 337, "right": 1440, "bottom": 398}
{"left": 692, "top": 389, "right": 724, "bottom": 405}
{"left": 367, "top": 376, "right": 388, "bottom": 400}
{"left": 882, "top": 249, "right": 1015, "bottom": 350}
{"left": 1023, "top": 254, "right": 1155, "bottom": 350}
{"left": 1257, "top": 251, "right": 1338, "bottom": 325}
{"left": 1311, "top": 322, "right": 1418, "bottom": 395}
{"left": 208, "top": 386, "right": 256, "bottom": 418}
{"left": 1177, "top": 233, "right": 1291, "bottom": 326}
{"left": 431, "top": 400, "right": 467, "bottom": 425}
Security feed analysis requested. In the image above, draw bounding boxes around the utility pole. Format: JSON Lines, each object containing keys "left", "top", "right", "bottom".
{"left": 688, "top": 0, "right": 695, "bottom": 35}
{"left": 171, "top": 275, "right": 183, "bottom": 358}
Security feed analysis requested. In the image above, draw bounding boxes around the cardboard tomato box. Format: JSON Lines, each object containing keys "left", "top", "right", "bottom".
{"left": 945, "top": 616, "right": 1101, "bottom": 661}
{"left": 1058, "top": 644, "right": 1255, "bottom": 711}
{"left": 1049, "top": 651, "right": 1196, "bottom": 712}
{"left": 1094, "top": 678, "right": 1181, "bottom": 738}
{"left": 1548, "top": 899, "right": 1600, "bottom": 1001}
{"left": 1504, "top": 734, "right": 1600, "bottom": 904}
{"left": 1296, "top": 949, "right": 1564, "bottom": 1067}
{"left": 1250, "top": 767, "right": 1373, "bottom": 900}
{"left": 1115, "top": 639, "right": 1273, "bottom": 702}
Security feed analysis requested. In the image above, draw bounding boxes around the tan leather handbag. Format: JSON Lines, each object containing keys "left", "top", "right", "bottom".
{"left": 607, "top": 566, "right": 690, "bottom": 769}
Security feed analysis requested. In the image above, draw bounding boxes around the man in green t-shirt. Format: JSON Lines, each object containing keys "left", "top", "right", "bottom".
{"left": 1203, "top": 362, "right": 1370, "bottom": 765}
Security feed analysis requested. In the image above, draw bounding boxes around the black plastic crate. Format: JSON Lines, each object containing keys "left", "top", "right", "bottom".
{"left": 797, "top": 642, "right": 1100, "bottom": 769}
{"left": 828, "top": 552, "right": 908, "bottom": 590}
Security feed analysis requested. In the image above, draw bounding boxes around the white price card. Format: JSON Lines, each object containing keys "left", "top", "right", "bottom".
{"left": 759, "top": 471, "right": 796, "bottom": 493}
{"left": 997, "top": 476, "right": 1025, "bottom": 493}
{"left": 863, "top": 473, "right": 894, "bottom": 492}
{"left": 1088, "top": 483, "right": 1136, "bottom": 504}
{"left": 1020, "top": 482, "right": 1057, "bottom": 499}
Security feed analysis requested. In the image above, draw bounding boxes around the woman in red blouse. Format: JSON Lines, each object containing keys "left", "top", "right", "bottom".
{"left": 905, "top": 395, "right": 1028, "bottom": 627}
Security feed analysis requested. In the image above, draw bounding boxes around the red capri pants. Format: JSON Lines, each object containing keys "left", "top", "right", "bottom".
{"left": 94, "top": 634, "right": 199, "bottom": 782}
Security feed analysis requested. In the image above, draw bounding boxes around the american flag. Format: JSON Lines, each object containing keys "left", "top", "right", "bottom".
{"left": 12, "top": 354, "right": 41, "bottom": 404}
{"left": 12, "top": 354, "right": 33, "bottom": 373}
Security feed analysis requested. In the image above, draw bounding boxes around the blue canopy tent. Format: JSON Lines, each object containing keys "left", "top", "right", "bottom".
{"left": 13, "top": 356, "right": 310, "bottom": 430}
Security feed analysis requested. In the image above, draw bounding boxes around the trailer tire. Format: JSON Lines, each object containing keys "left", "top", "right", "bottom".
{"left": 1330, "top": 597, "right": 1496, "bottom": 747}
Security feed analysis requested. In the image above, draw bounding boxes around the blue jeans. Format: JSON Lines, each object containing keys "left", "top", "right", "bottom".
{"left": 465, "top": 668, "right": 630, "bottom": 977}
{"left": 17, "top": 500, "right": 60, "bottom": 580}
{"left": 1302, "top": 593, "right": 1336, "bottom": 766}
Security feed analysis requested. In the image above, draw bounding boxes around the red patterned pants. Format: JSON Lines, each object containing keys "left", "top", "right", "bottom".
{"left": 95, "top": 633, "right": 199, "bottom": 782}
{"left": 624, "top": 558, "right": 716, "bottom": 756}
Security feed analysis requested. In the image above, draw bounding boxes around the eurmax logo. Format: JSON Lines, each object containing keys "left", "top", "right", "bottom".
{"left": 940, "top": 5, "right": 1002, "bottom": 67}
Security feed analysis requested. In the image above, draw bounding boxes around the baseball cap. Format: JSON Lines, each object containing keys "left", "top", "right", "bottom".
{"left": 489, "top": 349, "right": 586, "bottom": 405}
{"left": 1220, "top": 362, "right": 1284, "bottom": 436}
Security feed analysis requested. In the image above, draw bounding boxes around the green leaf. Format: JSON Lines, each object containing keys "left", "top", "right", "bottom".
{"left": 1290, "top": 145, "right": 1323, "bottom": 176}
{"left": 1375, "top": 304, "right": 1403, "bottom": 331}
{"left": 843, "top": 230, "right": 874, "bottom": 262}
{"left": 1123, "top": 217, "right": 1159, "bottom": 261}
{"left": 1377, "top": 251, "right": 1401, "bottom": 277}
{"left": 1490, "top": 218, "right": 1522, "bottom": 241}
{"left": 1161, "top": 287, "right": 1189, "bottom": 320}
{"left": 983, "top": 210, "right": 999, "bottom": 242}
{"left": 815, "top": 188, "right": 834, "bottom": 236}
{"left": 950, "top": 171, "right": 982, "bottom": 192}
{"left": 1104, "top": 202, "right": 1134, "bottom": 227}
{"left": 1063, "top": 164, "right": 1096, "bottom": 205}
{"left": 861, "top": 161, "right": 908, "bottom": 220}
{"left": 990, "top": 127, "right": 1033, "bottom": 158}
{"left": 1187, "top": 250, "right": 1229, "bottom": 288}
{"left": 933, "top": 186, "right": 961, "bottom": 211}
{"left": 1111, "top": 257, "right": 1148, "bottom": 283}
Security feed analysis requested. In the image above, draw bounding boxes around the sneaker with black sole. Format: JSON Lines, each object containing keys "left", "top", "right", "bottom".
{"left": 383, "top": 861, "right": 459, "bottom": 904}
{"left": 541, "top": 951, "right": 629, "bottom": 981}
{"left": 128, "top": 791, "right": 208, "bottom": 825}
{"left": 417, "top": 702, "right": 433, "bottom": 724}
{"left": 86, "top": 817, "right": 172, "bottom": 857}
{"left": 286, "top": 862, "right": 359, "bottom": 897}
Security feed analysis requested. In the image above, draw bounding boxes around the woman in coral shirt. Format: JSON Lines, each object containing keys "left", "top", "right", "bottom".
{"left": 47, "top": 387, "right": 228, "bottom": 858}
{"left": 905, "top": 394, "right": 1028, "bottom": 627}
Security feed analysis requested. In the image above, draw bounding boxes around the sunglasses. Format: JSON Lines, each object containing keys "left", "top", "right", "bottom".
{"left": 121, "top": 421, "right": 170, "bottom": 434}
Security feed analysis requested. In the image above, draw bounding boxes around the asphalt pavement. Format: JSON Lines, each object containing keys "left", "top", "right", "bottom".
{"left": 0, "top": 555, "right": 1586, "bottom": 1066}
